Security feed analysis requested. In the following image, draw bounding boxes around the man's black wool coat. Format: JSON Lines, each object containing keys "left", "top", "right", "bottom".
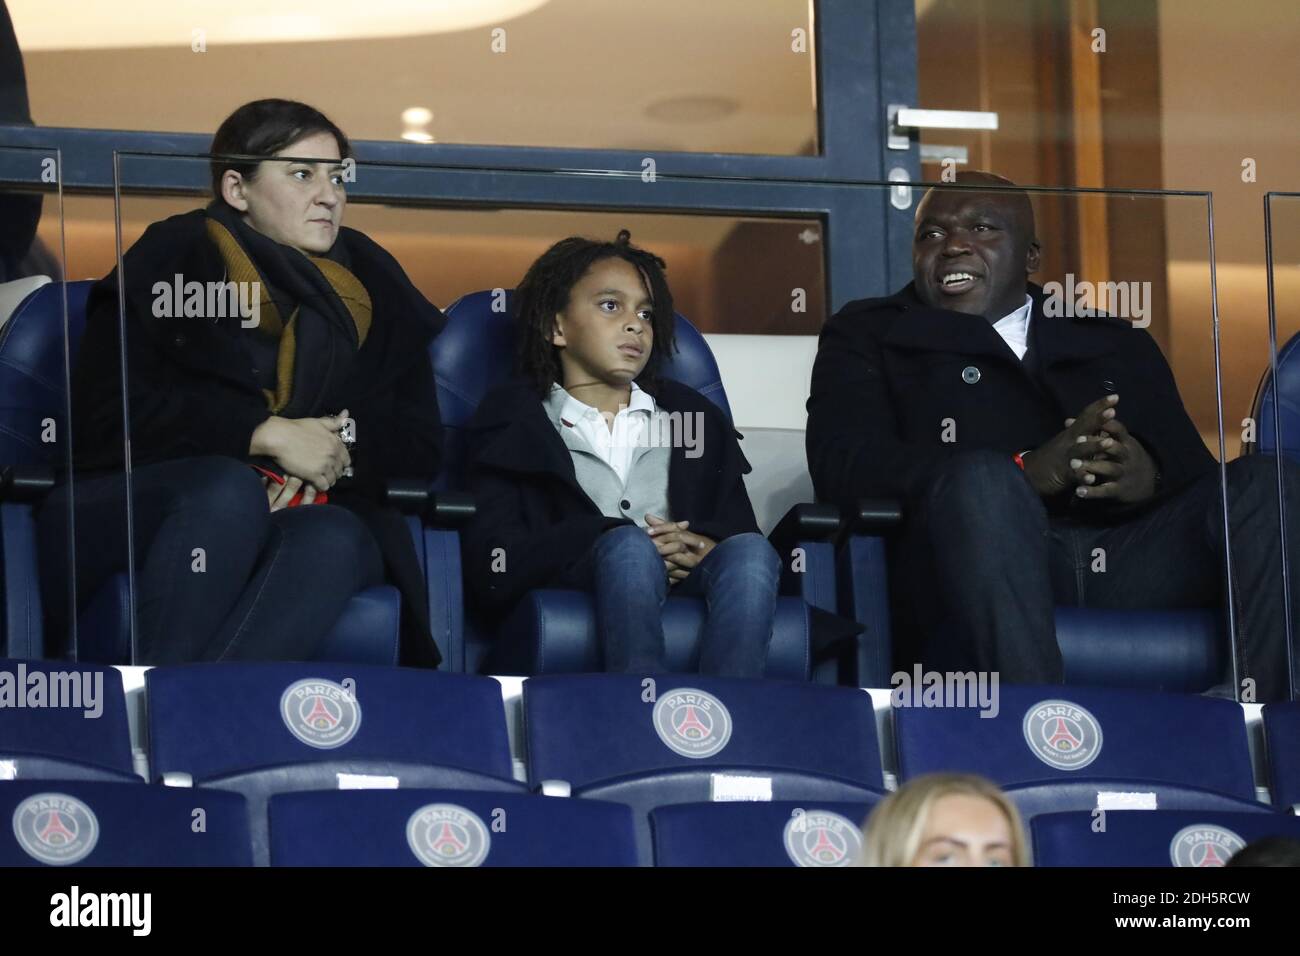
{"left": 806, "top": 281, "right": 1217, "bottom": 518}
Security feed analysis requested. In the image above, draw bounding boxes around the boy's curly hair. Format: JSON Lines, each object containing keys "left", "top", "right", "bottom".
{"left": 514, "top": 229, "right": 676, "bottom": 396}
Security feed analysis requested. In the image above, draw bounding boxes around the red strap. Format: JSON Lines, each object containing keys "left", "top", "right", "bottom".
{"left": 250, "top": 464, "right": 285, "bottom": 485}
{"left": 251, "top": 464, "right": 328, "bottom": 506}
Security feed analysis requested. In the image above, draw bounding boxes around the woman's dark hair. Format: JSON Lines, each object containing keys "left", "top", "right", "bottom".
{"left": 209, "top": 99, "right": 352, "bottom": 200}
{"left": 515, "top": 230, "right": 677, "bottom": 396}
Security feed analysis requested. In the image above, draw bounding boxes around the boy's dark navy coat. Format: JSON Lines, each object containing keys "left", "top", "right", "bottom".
{"left": 461, "top": 377, "right": 760, "bottom": 613}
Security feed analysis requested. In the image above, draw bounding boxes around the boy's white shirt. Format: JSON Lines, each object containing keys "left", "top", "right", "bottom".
{"left": 552, "top": 381, "right": 657, "bottom": 486}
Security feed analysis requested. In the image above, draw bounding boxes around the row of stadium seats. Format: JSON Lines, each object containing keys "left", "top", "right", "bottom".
{"left": 9, "top": 779, "right": 1300, "bottom": 867}
{"left": 2, "top": 659, "right": 1297, "bottom": 865}
{"left": 3, "top": 279, "right": 1270, "bottom": 690}
{"left": 0, "top": 281, "right": 816, "bottom": 680}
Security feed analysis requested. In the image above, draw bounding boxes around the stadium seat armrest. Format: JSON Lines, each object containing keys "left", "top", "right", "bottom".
{"left": 0, "top": 463, "right": 56, "bottom": 502}
{"left": 429, "top": 491, "right": 477, "bottom": 527}
{"left": 383, "top": 478, "right": 431, "bottom": 515}
{"left": 383, "top": 482, "right": 477, "bottom": 526}
{"left": 851, "top": 498, "right": 904, "bottom": 534}
{"left": 768, "top": 502, "right": 841, "bottom": 554}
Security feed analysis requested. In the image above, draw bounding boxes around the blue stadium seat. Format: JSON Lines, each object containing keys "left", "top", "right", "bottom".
{"left": 1032, "top": 809, "right": 1300, "bottom": 867}
{"left": 0, "top": 659, "right": 138, "bottom": 782}
{"left": 418, "top": 514, "right": 467, "bottom": 673}
{"left": 523, "top": 674, "right": 886, "bottom": 863}
{"left": 894, "top": 685, "right": 1268, "bottom": 818}
{"left": 1053, "top": 607, "right": 1223, "bottom": 692}
{"left": 1262, "top": 702, "right": 1300, "bottom": 810}
{"left": 434, "top": 290, "right": 816, "bottom": 680}
{"left": 651, "top": 799, "right": 878, "bottom": 867}
{"left": 0, "top": 780, "right": 251, "bottom": 866}
{"left": 1249, "top": 328, "right": 1300, "bottom": 463}
{"left": 0, "top": 279, "right": 403, "bottom": 665}
{"left": 489, "top": 588, "right": 812, "bottom": 677}
{"left": 0, "top": 280, "right": 90, "bottom": 660}
{"left": 146, "top": 662, "right": 524, "bottom": 864}
{"left": 835, "top": 532, "right": 1222, "bottom": 692}
{"left": 1248, "top": 340, "right": 1300, "bottom": 699}
{"left": 269, "top": 789, "right": 637, "bottom": 866}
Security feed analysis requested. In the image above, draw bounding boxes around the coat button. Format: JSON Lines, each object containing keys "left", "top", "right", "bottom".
{"left": 1101, "top": 379, "right": 1116, "bottom": 391}
{"left": 620, "top": 499, "right": 631, "bottom": 511}
{"left": 962, "top": 366, "right": 981, "bottom": 384}
{"left": 172, "top": 332, "right": 186, "bottom": 347}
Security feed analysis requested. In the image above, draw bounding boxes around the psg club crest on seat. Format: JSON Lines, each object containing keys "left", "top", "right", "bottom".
{"left": 279, "top": 678, "right": 362, "bottom": 749}
{"left": 1169, "top": 824, "right": 1246, "bottom": 867}
{"left": 12, "top": 792, "right": 100, "bottom": 865}
{"left": 652, "top": 688, "right": 733, "bottom": 759}
{"left": 1022, "top": 699, "right": 1103, "bottom": 771}
{"left": 782, "top": 810, "right": 862, "bottom": 867}
{"left": 406, "top": 803, "right": 491, "bottom": 867}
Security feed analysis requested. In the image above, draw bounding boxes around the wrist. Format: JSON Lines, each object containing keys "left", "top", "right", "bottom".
{"left": 1015, "top": 449, "right": 1045, "bottom": 489}
{"left": 250, "top": 416, "right": 286, "bottom": 457}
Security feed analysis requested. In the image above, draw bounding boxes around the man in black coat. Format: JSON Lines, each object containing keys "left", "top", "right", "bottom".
{"left": 807, "top": 171, "right": 1296, "bottom": 701}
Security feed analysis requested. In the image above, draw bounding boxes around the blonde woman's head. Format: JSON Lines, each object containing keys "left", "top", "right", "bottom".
{"left": 860, "top": 773, "right": 1029, "bottom": 867}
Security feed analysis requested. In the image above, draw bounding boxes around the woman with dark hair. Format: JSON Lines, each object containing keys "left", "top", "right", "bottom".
{"left": 461, "top": 232, "right": 780, "bottom": 677}
{"left": 38, "top": 98, "right": 444, "bottom": 667}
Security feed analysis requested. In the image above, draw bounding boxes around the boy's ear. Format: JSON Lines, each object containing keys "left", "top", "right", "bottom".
{"left": 550, "top": 313, "right": 566, "bottom": 348}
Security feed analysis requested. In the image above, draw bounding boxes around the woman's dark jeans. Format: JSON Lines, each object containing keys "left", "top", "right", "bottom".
{"left": 36, "top": 455, "right": 384, "bottom": 664}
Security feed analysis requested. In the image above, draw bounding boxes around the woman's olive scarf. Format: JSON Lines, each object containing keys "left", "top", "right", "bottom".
{"left": 204, "top": 200, "right": 371, "bottom": 417}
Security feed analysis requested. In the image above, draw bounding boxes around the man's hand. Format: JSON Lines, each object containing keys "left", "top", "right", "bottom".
{"left": 1068, "top": 414, "right": 1158, "bottom": 504}
{"left": 1021, "top": 394, "right": 1117, "bottom": 497}
{"left": 250, "top": 409, "right": 352, "bottom": 491}
{"left": 646, "top": 514, "right": 717, "bottom": 584}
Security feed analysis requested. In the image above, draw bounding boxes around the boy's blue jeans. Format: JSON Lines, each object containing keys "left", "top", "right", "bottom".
{"left": 556, "top": 525, "right": 780, "bottom": 677}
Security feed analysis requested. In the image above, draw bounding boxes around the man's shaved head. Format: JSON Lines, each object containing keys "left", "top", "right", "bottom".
{"left": 929, "top": 170, "right": 1037, "bottom": 236}
{"left": 912, "top": 170, "right": 1041, "bottom": 322}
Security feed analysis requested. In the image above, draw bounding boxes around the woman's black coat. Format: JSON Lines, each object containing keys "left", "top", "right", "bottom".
{"left": 69, "top": 209, "right": 445, "bottom": 667}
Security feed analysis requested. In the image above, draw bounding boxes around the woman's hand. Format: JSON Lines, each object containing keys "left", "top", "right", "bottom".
{"left": 262, "top": 475, "right": 321, "bottom": 512}
{"left": 250, "top": 409, "right": 352, "bottom": 490}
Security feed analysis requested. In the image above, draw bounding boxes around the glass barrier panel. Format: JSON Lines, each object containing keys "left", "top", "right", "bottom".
{"left": 1258, "top": 192, "right": 1300, "bottom": 700}
{"left": 108, "top": 154, "right": 1243, "bottom": 698}
{"left": 0, "top": 144, "right": 76, "bottom": 662}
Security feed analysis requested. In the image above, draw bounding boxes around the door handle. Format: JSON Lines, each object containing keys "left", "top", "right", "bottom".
{"left": 887, "top": 104, "right": 999, "bottom": 150}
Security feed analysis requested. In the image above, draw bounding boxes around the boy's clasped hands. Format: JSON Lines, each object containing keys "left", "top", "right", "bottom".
{"left": 646, "top": 513, "right": 716, "bottom": 584}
